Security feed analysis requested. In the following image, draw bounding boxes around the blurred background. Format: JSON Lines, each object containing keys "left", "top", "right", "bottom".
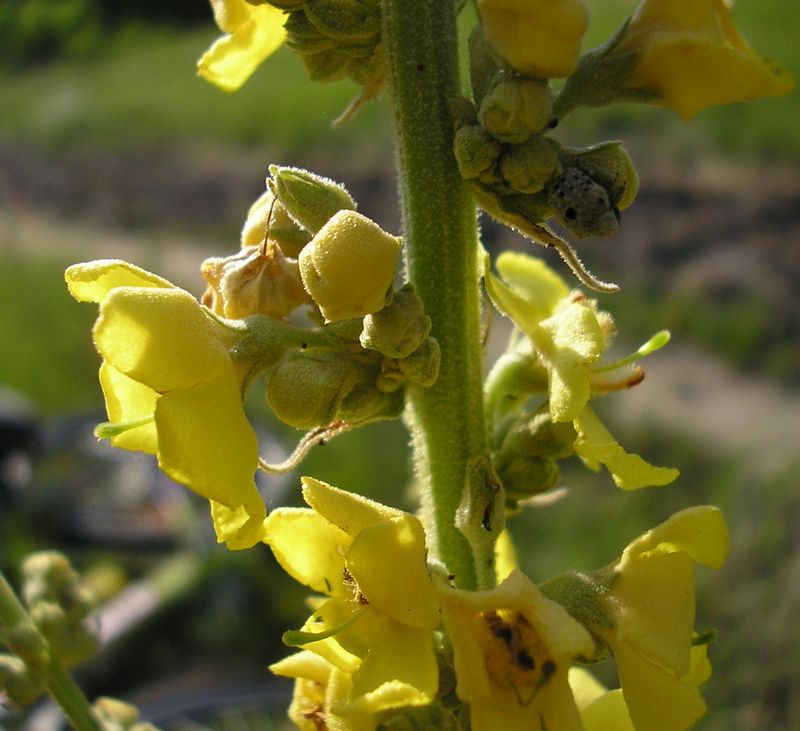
{"left": 0, "top": 1, "right": 798, "bottom": 729}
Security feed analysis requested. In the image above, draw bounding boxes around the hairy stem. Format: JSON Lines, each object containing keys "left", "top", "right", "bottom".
{"left": 383, "top": 0, "right": 496, "bottom": 589}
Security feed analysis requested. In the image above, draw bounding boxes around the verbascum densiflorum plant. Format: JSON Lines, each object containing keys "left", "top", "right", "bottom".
{"left": 198, "top": 0, "right": 385, "bottom": 121}
{"left": 27, "top": 1, "right": 792, "bottom": 730}
{"left": 483, "top": 251, "right": 677, "bottom": 507}
{"left": 66, "top": 167, "right": 439, "bottom": 549}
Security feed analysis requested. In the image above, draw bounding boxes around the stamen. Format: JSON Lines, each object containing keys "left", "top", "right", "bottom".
{"left": 94, "top": 415, "right": 154, "bottom": 440}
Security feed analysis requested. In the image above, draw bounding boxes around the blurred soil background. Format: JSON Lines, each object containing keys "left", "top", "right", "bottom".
{"left": 1, "top": 1, "right": 799, "bottom": 729}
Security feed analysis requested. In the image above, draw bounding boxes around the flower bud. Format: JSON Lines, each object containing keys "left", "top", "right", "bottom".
{"left": 477, "top": 0, "right": 590, "bottom": 79}
{"left": 497, "top": 455, "right": 561, "bottom": 504}
{"left": 497, "top": 408, "right": 577, "bottom": 462}
{"left": 397, "top": 337, "right": 441, "bottom": 388}
{"left": 546, "top": 167, "right": 620, "bottom": 238}
{"left": 559, "top": 141, "right": 638, "bottom": 211}
{"left": 267, "top": 351, "right": 361, "bottom": 429}
{"left": 338, "top": 381, "right": 405, "bottom": 424}
{"left": 0, "top": 654, "right": 44, "bottom": 706}
{"left": 240, "top": 189, "right": 311, "bottom": 257}
{"left": 201, "top": 241, "right": 309, "bottom": 320}
{"left": 299, "top": 210, "right": 401, "bottom": 323}
{"left": 500, "top": 135, "right": 560, "bottom": 194}
{"left": 453, "top": 124, "right": 503, "bottom": 180}
{"left": 360, "top": 284, "right": 431, "bottom": 359}
{"left": 478, "top": 77, "right": 553, "bottom": 143}
{"left": 269, "top": 165, "right": 356, "bottom": 234}
{"left": 304, "top": 0, "right": 381, "bottom": 45}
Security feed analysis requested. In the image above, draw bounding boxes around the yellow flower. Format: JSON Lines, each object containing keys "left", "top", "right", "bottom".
{"left": 265, "top": 478, "right": 439, "bottom": 718}
{"left": 437, "top": 569, "right": 595, "bottom": 730}
{"left": 618, "top": 0, "right": 793, "bottom": 119}
{"left": 587, "top": 507, "right": 728, "bottom": 731}
{"left": 65, "top": 259, "right": 265, "bottom": 550}
{"left": 270, "top": 650, "right": 375, "bottom": 731}
{"left": 484, "top": 252, "right": 678, "bottom": 490}
{"left": 198, "top": 0, "right": 287, "bottom": 91}
{"left": 476, "top": 0, "right": 590, "bottom": 78}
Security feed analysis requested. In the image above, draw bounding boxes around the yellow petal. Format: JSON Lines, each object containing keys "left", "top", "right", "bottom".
{"left": 580, "top": 688, "right": 635, "bottom": 731}
{"left": 345, "top": 618, "right": 438, "bottom": 711}
{"left": 301, "top": 477, "right": 404, "bottom": 537}
{"left": 154, "top": 375, "right": 259, "bottom": 511}
{"left": 209, "top": 500, "right": 267, "bottom": 550}
{"left": 197, "top": 4, "right": 287, "bottom": 91}
{"left": 346, "top": 516, "right": 440, "bottom": 629}
{"left": 613, "top": 551, "right": 695, "bottom": 675}
{"left": 270, "top": 649, "right": 333, "bottom": 685}
{"left": 66, "top": 259, "right": 173, "bottom": 303}
{"left": 98, "top": 362, "right": 158, "bottom": 454}
{"left": 575, "top": 407, "right": 679, "bottom": 489}
{"left": 623, "top": 505, "right": 729, "bottom": 569}
{"left": 94, "top": 287, "right": 230, "bottom": 391}
{"left": 265, "top": 507, "right": 350, "bottom": 596}
{"left": 496, "top": 252, "right": 570, "bottom": 320}
{"left": 615, "top": 639, "right": 707, "bottom": 731}
{"left": 208, "top": 0, "right": 252, "bottom": 34}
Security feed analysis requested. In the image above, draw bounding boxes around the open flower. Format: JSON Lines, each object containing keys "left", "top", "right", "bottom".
{"left": 601, "top": 506, "right": 728, "bottom": 731}
{"left": 544, "top": 506, "right": 728, "bottom": 731}
{"left": 198, "top": 0, "right": 287, "bottom": 91}
{"left": 485, "top": 251, "right": 677, "bottom": 490}
{"left": 265, "top": 478, "right": 439, "bottom": 720}
{"left": 437, "top": 569, "right": 595, "bottom": 730}
{"left": 66, "top": 259, "right": 265, "bottom": 549}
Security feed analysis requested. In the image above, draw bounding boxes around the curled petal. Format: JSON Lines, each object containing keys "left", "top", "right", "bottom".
{"left": 66, "top": 259, "right": 173, "bottom": 303}
{"left": 209, "top": 500, "right": 267, "bottom": 550}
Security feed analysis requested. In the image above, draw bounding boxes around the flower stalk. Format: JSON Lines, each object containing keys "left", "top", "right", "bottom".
{"left": 0, "top": 571, "right": 101, "bottom": 731}
{"left": 382, "top": 0, "right": 494, "bottom": 589}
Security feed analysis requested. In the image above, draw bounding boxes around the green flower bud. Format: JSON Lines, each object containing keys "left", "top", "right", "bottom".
{"left": 284, "top": 10, "right": 338, "bottom": 55}
{"left": 5, "top": 623, "right": 49, "bottom": 673}
{"left": 269, "top": 165, "right": 356, "bottom": 234}
{"left": 497, "top": 407, "right": 577, "bottom": 461}
{"left": 338, "top": 381, "right": 405, "bottom": 424}
{"left": 499, "top": 135, "right": 560, "bottom": 194}
{"left": 304, "top": 0, "right": 381, "bottom": 45}
{"left": 360, "top": 284, "right": 431, "bottom": 358}
{"left": 559, "top": 141, "right": 639, "bottom": 211}
{"left": 93, "top": 697, "right": 142, "bottom": 730}
{"left": 0, "top": 654, "right": 44, "bottom": 706}
{"left": 299, "top": 210, "right": 401, "bottom": 323}
{"left": 546, "top": 166, "right": 620, "bottom": 238}
{"left": 300, "top": 48, "right": 349, "bottom": 81}
{"left": 267, "top": 351, "right": 358, "bottom": 429}
{"left": 240, "top": 189, "right": 311, "bottom": 257}
{"left": 478, "top": 76, "right": 553, "bottom": 143}
{"left": 497, "top": 455, "right": 561, "bottom": 504}
{"left": 453, "top": 124, "right": 503, "bottom": 180}
{"left": 262, "top": 0, "right": 306, "bottom": 10}
{"left": 397, "top": 337, "right": 441, "bottom": 387}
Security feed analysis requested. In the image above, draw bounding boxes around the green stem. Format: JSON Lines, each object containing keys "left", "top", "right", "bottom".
{"left": 383, "top": 0, "right": 495, "bottom": 589}
{"left": 0, "top": 572, "right": 101, "bottom": 731}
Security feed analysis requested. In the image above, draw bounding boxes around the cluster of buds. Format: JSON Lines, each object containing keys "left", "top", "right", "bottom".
{"left": 202, "top": 166, "right": 439, "bottom": 432}
{"left": 1, "top": 552, "right": 98, "bottom": 706}
{"left": 271, "top": 0, "right": 385, "bottom": 120}
{"left": 454, "top": 27, "right": 639, "bottom": 244}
